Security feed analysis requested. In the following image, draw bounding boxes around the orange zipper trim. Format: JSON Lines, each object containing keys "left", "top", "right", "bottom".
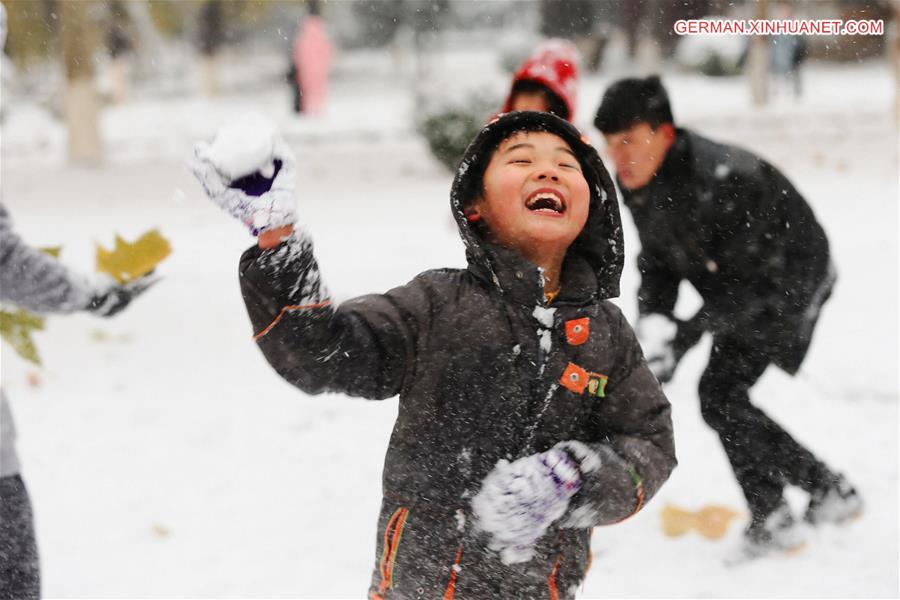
{"left": 376, "top": 507, "right": 409, "bottom": 597}
{"left": 442, "top": 545, "right": 464, "bottom": 600}
{"left": 547, "top": 553, "right": 562, "bottom": 600}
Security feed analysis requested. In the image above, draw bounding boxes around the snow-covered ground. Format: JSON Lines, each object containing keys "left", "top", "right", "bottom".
{"left": 1, "top": 46, "right": 897, "bottom": 598}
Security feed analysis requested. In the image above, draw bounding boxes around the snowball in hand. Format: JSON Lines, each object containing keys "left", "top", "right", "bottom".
{"left": 637, "top": 313, "right": 678, "bottom": 359}
{"left": 187, "top": 118, "right": 298, "bottom": 236}
{"left": 205, "top": 115, "right": 278, "bottom": 181}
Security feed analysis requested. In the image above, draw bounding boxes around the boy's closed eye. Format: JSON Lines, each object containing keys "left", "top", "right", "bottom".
{"left": 505, "top": 150, "right": 581, "bottom": 171}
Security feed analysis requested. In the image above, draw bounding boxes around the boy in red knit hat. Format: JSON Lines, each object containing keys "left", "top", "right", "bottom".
{"left": 502, "top": 39, "right": 580, "bottom": 122}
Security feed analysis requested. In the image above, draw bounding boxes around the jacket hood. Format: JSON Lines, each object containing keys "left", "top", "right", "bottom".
{"left": 449, "top": 111, "right": 623, "bottom": 306}
{"left": 502, "top": 39, "right": 579, "bottom": 121}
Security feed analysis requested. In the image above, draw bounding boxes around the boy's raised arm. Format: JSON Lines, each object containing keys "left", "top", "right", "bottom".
{"left": 188, "top": 125, "right": 431, "bottom": 400}
{"left": 238, "top": 232, "right": 434, "bottom": 400}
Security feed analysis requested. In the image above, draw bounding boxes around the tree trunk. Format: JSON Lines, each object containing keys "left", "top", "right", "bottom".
{"left": 748, "top": 0, "right": 769, "bottom": 107}
{"left": 123, "top": 0, "right": 167, "bottom": 79}
{"left": 61, "top": 0, "right": 104, "bottom": 165}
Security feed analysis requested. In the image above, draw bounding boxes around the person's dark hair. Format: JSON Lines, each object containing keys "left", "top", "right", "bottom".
{"left": 511, "top": 79, "right": 570, "bottom": 121}
{"left": 594, "top": 75, "right": 674, "bottom": 134}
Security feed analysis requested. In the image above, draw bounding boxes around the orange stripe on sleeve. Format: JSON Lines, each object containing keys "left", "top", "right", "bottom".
{"left": 252, "top": 300, "right": 332, "bottom": 341}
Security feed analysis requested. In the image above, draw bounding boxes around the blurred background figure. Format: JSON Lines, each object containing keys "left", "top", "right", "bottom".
{"left": 501, "top": 38, "right": 580, "bottom": 121}
{"left": 104, "top": 0, "right": 134, "bottom": 105}
{"left": 286, "top": 46, "right": 302, "bottom": 114}
{"left": 769, "top": 3, "right": 807, "bottom": 99}
{"left": 196, "top": 0, "right": 224, "bottom": 96}
{"left": 292, "top": 0, "right": 332, "bottom": 116}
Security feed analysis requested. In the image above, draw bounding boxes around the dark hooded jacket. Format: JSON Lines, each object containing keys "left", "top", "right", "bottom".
{"left": 239, "top": 112, "right": 675, "bottom": 599}
{"left": 621, "top": 128, "right": 833, "bottom": 374}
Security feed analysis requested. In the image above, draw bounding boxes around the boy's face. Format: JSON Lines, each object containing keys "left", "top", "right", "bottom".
{"left": 468, "top": 131, "right": 590, "bottom": 260}
{"left": 510, "top": 91, "right": 550, "bottom": 113}
{"left": 602, "top": 122, "right": 675, "bottom": 191}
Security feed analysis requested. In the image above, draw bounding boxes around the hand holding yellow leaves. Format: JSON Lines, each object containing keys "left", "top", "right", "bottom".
{"left": 96, "top": 229, "right": 171, "bottom": 284}
{"left": 1, "top": 233, "right": 171, "bottom": 366}
{"left": 661, "top": 504, "right": 742, "bottom": 540}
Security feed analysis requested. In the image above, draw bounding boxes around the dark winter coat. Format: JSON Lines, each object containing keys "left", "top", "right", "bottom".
{"left": 621, "top": 128, "right": 834, "bottom": 374}
{"left": 238, "top": 115, "right": 675, "bottom": 599}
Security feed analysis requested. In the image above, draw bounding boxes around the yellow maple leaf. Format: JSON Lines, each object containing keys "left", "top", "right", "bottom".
{"left": 661, "top": 503, "right": 742, "bottom": 540}
{"left": 96, "top": 229, "right": 171, "bottom": 284}
{"left": 0, "top": 309, "right": 46, "bottom": 366}
{"left": 0, "top": 247, "right": 61, "bottom": 367}
{"left": 39, "top": 246, "right": 62, "bottom": 258}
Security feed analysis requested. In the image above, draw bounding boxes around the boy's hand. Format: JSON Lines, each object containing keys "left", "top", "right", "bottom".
{"left": 187, "top": 127, "right": 298, "bottom": 236}
{"left": 472, "top": 447, "right": 581, "bottom": 564}
{"left": 87, "top": 274, "right": 159, "bottom": 318}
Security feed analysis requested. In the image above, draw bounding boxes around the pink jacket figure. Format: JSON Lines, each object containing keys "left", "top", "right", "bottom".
{"left": 292, "top": 6, "right": 332, "bottom": 116}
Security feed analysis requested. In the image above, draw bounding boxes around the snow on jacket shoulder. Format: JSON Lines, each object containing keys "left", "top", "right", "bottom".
{"left": 0, "top": 203, "right": 91, "bottom": 313}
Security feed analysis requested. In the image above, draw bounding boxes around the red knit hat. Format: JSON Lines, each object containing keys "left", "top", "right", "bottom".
{"left": 502, "top": 39, "right": 580, "bottom": 121}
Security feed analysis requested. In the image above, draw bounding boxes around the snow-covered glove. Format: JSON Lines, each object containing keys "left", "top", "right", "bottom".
{"left": 187, "top": 117, "right": 298, "bottom": 236}
{"left": 637, "top": 313, "right": 679, "bottom": 383}
{"left": 637, "top": 313, "right": 706, "bottom": 383}
{"left": 472, "top": 446, "right": 582, "bottom": 564}
{"left": 86, "top": 274, "right": 158, "bottom": 318}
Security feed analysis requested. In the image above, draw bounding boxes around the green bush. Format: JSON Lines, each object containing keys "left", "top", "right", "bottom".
{"left": 417, "top": 94, "right": 498, "bottom": 173}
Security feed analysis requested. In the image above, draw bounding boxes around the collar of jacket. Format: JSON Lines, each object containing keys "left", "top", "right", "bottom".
{"left": 465, "top": 241, "right": 599, "bottom": 308}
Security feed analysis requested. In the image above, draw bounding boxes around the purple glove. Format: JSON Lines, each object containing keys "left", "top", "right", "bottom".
{"left": 472, "top": 447, "right": 582, "bottom": 564}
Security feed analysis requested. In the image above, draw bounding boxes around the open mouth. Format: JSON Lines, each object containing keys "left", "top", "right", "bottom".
{"left": 525, "top": 189, "right": 566, "bottom": 215}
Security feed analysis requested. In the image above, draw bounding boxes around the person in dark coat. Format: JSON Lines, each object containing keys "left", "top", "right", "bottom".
{"left": 188, "top": 111, "right": 676, "bottom": 599}
{"left": 594, "top": 76, "right": 861, "bottom": 559}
